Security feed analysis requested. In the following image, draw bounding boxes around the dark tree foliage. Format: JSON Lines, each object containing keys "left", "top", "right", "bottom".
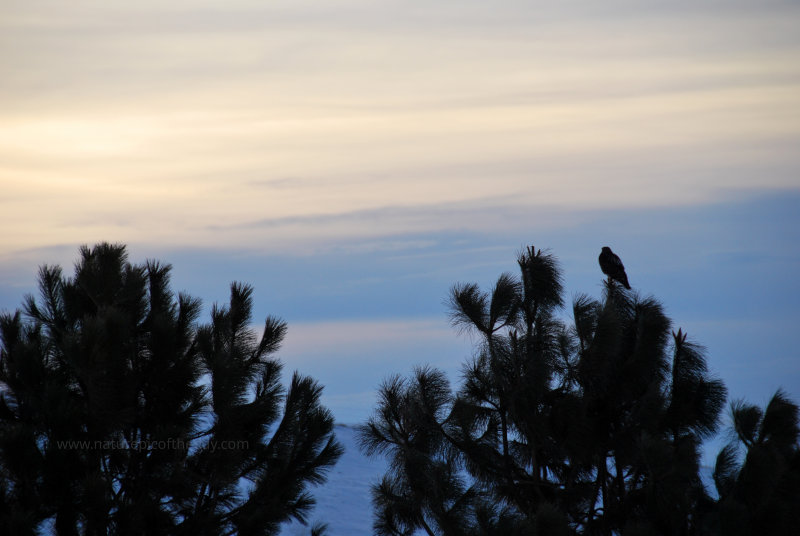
{"left": 358, "top": 245, "right": 800, "bottom": 536}
{"left": 707, "top": 390, "right": 800, "bottom": 535}
{"left": 0, "top": 243, "right": 342, "bottom": 535}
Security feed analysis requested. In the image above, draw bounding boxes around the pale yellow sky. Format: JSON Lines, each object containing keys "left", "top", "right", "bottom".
{"left": 2, "top": 0, "right": 799, "bottom": 254}
{"left": 2, "top": 0, "right": 800, "bottom": 432}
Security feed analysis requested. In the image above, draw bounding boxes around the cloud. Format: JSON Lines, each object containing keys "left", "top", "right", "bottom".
{"left": 3, "top": 191, "right": 797, "bottom": 426}
{"left": 280, "top": 316, "right": 466, "bottom": 363}
{"left": 2, "top": 0, "right": 799, "bottom": 258}
{"left": 275, "top": 316, "right": 473, "bottom": 423}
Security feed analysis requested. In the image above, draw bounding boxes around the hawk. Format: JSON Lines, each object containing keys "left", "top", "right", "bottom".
{"left": 599, "top": 246, "right": 631, "bottom": 289}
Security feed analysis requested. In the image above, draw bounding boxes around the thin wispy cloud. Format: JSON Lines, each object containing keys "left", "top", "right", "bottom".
{"left": 1, "top": 1, "right": 798, "bottom": 424}
{"left": 2, "top": 1, "right": 799, "bottom": 255}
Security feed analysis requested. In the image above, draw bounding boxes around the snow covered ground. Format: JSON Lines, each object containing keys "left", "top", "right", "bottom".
{"left": 280, "top": 424, "right": 388, "bottom": 536}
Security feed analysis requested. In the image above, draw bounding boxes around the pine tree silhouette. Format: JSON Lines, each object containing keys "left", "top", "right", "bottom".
{"left": 359, "top": 245, "right": 798, "bottom": 535}
{"left": 0, "top": 243, "right": 342, "bottom": 535}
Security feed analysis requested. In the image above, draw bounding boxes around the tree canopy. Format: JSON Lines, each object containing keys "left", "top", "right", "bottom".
{"left": 358, "top": 246, "right": 800, "bottom": 536}
{"left": 0, "top": 243, "right": 342, "bottom": 535}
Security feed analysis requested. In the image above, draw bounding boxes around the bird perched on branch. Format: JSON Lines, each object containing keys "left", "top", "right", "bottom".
{"left": 599, "top": 246, "right": 631, "bottom": 289}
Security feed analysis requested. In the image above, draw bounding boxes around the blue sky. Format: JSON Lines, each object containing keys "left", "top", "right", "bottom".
{"left": 2, "top": 190, "right": 797, "bottom": 434}
{"left": 2, "top": 1, "right": 799, "bottom": 459}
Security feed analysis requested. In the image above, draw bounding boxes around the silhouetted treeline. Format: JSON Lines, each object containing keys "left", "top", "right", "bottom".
{"left": 358, "top": 246, "right": 800, "bottom": 536}
{"left": 0, "top": 243, "right": 341, "bottom": 535}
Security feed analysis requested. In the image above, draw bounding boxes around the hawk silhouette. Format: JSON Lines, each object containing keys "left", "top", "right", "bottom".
{"left": 599, "top": 246, "right": 631, "bottom": 289}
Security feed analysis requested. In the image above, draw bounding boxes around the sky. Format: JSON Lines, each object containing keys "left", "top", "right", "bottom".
{"left": 2, "top": 1, "right": 799, "bottom": 461}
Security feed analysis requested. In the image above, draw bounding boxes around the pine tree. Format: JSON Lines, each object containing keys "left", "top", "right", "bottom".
{"left": 0, "top": 243, "right": 342, "bottom": 535}
{"left": 709, "top": 390, "right": 800, "bottom": 535}
{"left": 359, "top": 245, "right": 739, "bottom": 535}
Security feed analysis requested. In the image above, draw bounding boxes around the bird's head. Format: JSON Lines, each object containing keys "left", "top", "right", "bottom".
{"left": 601, "top": 246, "right": 611, "bottom": 252}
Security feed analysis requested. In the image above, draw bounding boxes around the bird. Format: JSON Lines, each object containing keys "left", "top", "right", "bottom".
{"left": 598, "top": 246, "right": 631, "bottom": 289}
